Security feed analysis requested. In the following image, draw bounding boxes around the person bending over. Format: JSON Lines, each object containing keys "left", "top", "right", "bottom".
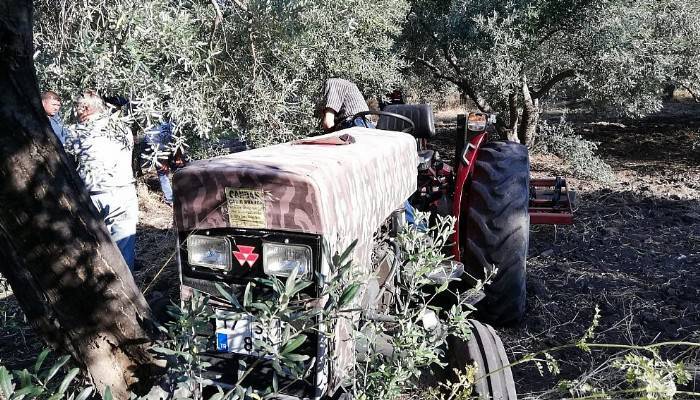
{"left": 142, "top": 121, "right": 188, "bottom": 206}
{"left": 321, "top": 78, "right": 373, "bottom": 132}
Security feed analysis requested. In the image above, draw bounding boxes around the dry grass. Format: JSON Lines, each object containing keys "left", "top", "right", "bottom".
{"left": 134, "top": 175, "right": 180, "bottom": 298}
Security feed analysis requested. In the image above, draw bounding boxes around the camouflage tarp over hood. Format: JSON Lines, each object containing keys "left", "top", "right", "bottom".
{"left": 173, "top": 128, "right": 418, "bottom": 391}
{"left": 173, "top": 128, "right": 418, "bottom": 268}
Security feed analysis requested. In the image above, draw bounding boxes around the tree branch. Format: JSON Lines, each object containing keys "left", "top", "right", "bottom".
{"left": 412, "top": 11, "right": 464, "bottom": 77}
{"left": 407, "top": 56, "right": 460, "bottom": 86}
{"left": 508, "top": 92, "right": 518, "bottom": 130}
{"left": 409, "top": 10, "right": 493, "bottom": 113}
{"left": 208, "top": 0, "right": 224, "bottom": 50}
{"left": 408, "top": 56, "right": 493, "bottom": 113}
{"left": 518, "top": 76, "right": 539, "bottom": 146}
{"left": 531, "top": 69, "right": 576, "bottom": 99}
{"left": 457, "top": 81, "right": 494, "bottom": 114}
{"left": 680, "top": 83, "right": 700, "bottom": 103}
{"left": 210, "top": 0, "right": 224, "bottom": 23}
{"left": 442, "top": 42, "right": 463, "bottom": 77}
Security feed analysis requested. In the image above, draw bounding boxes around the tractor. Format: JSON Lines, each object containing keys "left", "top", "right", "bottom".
{"left": 366, "top": 104, "right": 573, "bottom": 325}
{"left": 171, "top": 105, "right": 573, "bottom": 399}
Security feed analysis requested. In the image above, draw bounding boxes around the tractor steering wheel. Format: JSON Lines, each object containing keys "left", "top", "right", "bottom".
{"left": 348, "top": 110, "right": 416, "bottom": 134}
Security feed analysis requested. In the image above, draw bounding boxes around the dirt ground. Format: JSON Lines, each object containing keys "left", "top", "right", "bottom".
{"left": 1, "top": 100, "right": 698, "bottom": 398}
{"left": 435, "top": 101, "right": 700, "bottom": 398}
{"left": 132, "top": 100, "right": 700, "bottom": 398}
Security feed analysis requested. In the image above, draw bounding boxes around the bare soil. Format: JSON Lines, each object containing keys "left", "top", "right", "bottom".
{"left": 1, "top": 101, "right": 698, "bottom": 398}
{"left": 434, "top": 100, "right": 700, "bottom": 398}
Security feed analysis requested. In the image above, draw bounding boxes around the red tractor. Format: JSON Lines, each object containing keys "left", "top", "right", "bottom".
{"left": 172, "top": 105, "right": 573, "bottom": 399}
{"left": 365, "top": 104, "right": 574, "bottom": 325}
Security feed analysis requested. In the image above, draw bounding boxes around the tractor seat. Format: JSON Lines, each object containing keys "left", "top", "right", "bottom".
{"left": 377, "top": 104, "right": 436, "bottom": 139}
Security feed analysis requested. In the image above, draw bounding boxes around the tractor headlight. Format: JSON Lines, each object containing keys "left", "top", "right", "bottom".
{"left": 187, "top": 235, "right": 232, "bottom": 271}
{"left": 262, "top": 243, "right": 312, "bottom": 279}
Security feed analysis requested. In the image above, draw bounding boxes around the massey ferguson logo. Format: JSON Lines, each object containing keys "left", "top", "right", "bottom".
{"left": 233, "top": 245, "right": 259, "bottom": 267}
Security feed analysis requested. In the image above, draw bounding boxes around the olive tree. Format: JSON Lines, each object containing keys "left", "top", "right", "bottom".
{"left": 34, "top": 0, "right": 408, "bottom": 148}
{"left": 401, "top": 0, "right": 700, "bottom": 145}
{"left": 663, "top": 1, "right": 700, "bottom": 102}
{"left": 1, "top": 0, "right": 408, "bottom": 395}
{"left": 0, "top": 1, "right": 159, "bottom": 398}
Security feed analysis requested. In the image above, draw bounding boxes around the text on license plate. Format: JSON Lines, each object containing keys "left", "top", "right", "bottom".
{"left": 214, "top": 311, "right": 279, "bottom": 356}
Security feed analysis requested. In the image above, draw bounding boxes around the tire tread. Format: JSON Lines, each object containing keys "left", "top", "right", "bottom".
{"left": 461, "top": 141, "right": 530, "bottom": 325}
{"left": 447, "top": 320, "right": 517, "bottom": 399}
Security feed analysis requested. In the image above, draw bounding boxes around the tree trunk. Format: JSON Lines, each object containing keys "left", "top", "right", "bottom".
{"left": 505, "top": 91, "right": 519, "bottom": 142}
{"left": 0, "top": 1, "right": 158, "bottom": 398}
{"left": 518, "top": 77, "right": 539, "bottom": 147}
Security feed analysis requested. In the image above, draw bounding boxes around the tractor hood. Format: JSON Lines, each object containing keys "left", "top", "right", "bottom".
{"left": 173, "top": 127, "right": 417, "bottom": 240}
{"left": 173, "top": 128, "right": 417, "bottom": 390}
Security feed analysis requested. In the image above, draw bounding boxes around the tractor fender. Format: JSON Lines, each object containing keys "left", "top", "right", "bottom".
{"left": 451, "top": 132, "right": 488, "bottom": 259}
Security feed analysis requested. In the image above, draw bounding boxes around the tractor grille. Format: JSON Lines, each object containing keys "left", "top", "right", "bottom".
{"left": 179, "top": 229, "right": 323, "bottom": 398}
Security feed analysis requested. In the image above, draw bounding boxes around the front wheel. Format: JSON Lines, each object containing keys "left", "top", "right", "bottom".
{"left": 447, "top": 320, "right": 517, "bottom": 399}
{"left": 460, "top": 141, "right": 529, "bottom": 325}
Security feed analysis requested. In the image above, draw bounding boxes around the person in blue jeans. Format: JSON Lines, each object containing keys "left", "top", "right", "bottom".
{"left": 143, "top": 123, "right": 173, "bottom": 205}
{"left": 67, "top": 90, "right": 138, "bottom": 270}
{"left": 143, "top": 122, "right": 188, "bottom": 206}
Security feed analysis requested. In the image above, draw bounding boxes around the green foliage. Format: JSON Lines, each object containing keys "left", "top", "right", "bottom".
{"left": 554, "top": 349, "right": 695, "bottom": 400}
{"left": 353, "top": 213, "right": 485, "bottom": 399}
{"left": 139, "top": 216, "right": 484, "bottom": 400}
{"left": 614, "top": 354, "right": 691, "bottom": 400}
{"left": 533, "top": 118, "right": 614, "bottom": 182}
{"left": 0, "top": 349, "right": 91, "bottom": 400}
{"left": 577, "top": 304, "right": 602, "bottom": 352}
{"left": 424, "top": 362, "right": 478, "bottom": 400}
{"left": 34, "top": 0, "right": 408, "bottom": 149}
{"left": 34, "top": 0, "right": 215, "bottom": 135}
{"left": 523, "top": 308, "right": 699, "bottom": 399}
{"left": 631, "top": 1, "right": 700, "bottom": 106}
{"left": 226, "top": 273, "right": 318, "bottom": 383}
{"left": 3, "top": 271, "right": 700, "bottom": 399}
{"left": 401, "top": 0, "right": 700, "bottom": 135}
{"left": 151, "top": 290, "right": 213, "bottom": 398}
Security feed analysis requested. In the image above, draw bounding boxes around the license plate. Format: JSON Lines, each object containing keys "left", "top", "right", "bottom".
{"left": 215, "top": 310, "right": 279, "bottom": 357}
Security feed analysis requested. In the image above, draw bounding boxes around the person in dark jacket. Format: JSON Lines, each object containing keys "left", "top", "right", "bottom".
{"left": 41, "top": 91, "right": 70, "bottom": 146}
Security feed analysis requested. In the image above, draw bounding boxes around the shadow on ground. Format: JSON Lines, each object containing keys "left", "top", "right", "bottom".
{"left": 0, "top": 221, "right": 179, "bottom": 370}
{"left": 432, "top": 102, "right": 700, "bottom": 397}
{"left": 502, "top": 188, "right": 700, "bottom": 398}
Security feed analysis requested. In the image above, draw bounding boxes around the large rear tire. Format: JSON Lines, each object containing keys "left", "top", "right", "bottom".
{"left": 461, "top": 141, "right": 529, "bottom": 325}
{"left": 448, "top": 320, "right": 517, "bottom": 400}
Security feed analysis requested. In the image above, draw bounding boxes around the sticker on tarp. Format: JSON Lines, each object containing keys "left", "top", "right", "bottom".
{"left": 225, "top": 188, "right": 267, "bottom": 229}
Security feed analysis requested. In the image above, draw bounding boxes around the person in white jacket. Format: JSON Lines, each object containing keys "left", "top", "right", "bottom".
{"left": 67, "top": 89, "right": 138, "bottom": 270}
